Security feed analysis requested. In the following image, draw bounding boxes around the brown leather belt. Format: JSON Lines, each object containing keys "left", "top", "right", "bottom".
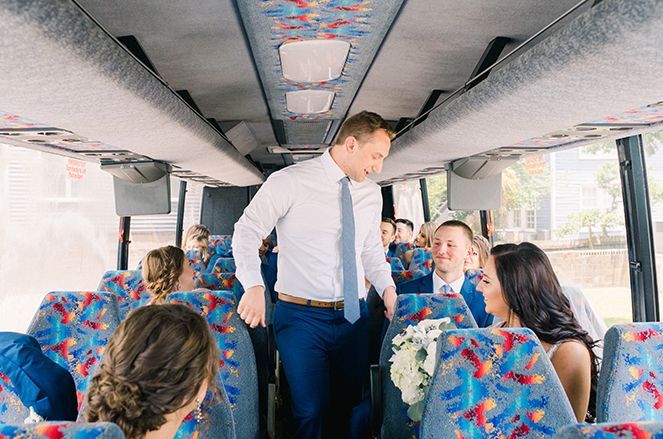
{"left": 278, "top": 293, "right": 345, "bottom": 310}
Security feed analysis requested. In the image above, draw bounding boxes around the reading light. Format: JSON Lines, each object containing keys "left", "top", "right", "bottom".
{"left": 279, "top": 39, "right": 351, "bottom": 83}
{"left": 285, "top": 90, "right": 335, "bottom": 114}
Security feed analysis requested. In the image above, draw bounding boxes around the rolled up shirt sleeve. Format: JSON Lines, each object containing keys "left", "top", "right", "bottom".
{"left": 233, "top": 171, "right": 296, "bottom": 291}
{"left": 361, "top": 201, "right": 395, "bottom": 298}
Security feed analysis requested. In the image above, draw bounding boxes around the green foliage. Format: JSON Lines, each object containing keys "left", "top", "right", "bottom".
{"left": 595, "top": 162, "right": 621, "bottom": 210}
{"left": 557, "top": 209, "right": 624, "bottom": 248}
{"left": 501, "top": 160, "right": 550, "bottom": 210}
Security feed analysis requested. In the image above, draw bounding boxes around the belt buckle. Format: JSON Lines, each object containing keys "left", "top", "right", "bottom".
{"left": 333, "top": 300, "right": 344, "bottom": 311}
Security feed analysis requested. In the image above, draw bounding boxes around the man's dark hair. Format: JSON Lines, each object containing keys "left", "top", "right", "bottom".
{"left": 395, "top": 218, "right": 414, "bottom": 232}
{"left": 335, "top": 111, "right": 394, "bottom": 145}
{"left": 381, "top": 217, "right": 397, "bottom": 233}
{"left": 435, "top": 220, "right": 473, "bottom": 244}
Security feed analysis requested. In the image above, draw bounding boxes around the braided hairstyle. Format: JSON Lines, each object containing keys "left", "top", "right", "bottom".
{"left": 85, "top": 304, "right": 219, "bottom": 439}
{"left": 142, "top": 245, "right": 186, "bottom": 304}
{"left": 491, "top": 242, "right": 599, "bottom": 421}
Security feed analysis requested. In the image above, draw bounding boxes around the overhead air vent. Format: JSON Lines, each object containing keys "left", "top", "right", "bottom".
{"left": 286, "top": 90, "right": 335, "bottom": 114}
{"left": 279, "top": 39, "right": 351, "bottom": 83}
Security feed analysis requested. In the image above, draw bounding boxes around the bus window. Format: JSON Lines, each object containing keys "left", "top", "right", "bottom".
{"left": 425, "top": 173, "right": 481, "bottom": 234}
{"left": 0, "top": 143, "right": 117, "bottom": 331}
{"left": 181, "top": 182, "right": 204, "bottom": 236}
{"left": 392, "top": 180, "right": 425, "bottom": 232}
{"left": 642, "top": 128, "right": 663, "bottom": 320}
{"left": 493, "top": 144, "right": 632, "bottom": 326}
{"left": 128, "top": 179, "right": 204, "bottom": 268}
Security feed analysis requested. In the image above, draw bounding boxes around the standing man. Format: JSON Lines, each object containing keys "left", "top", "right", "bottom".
{"left": 397, "top": 220, "right": 494, "bottom": 327}
{"left": 394, "top": 218, "right": 414, "bottom": 244}
{"left": 232, "top": 111, "right": 398, "bottom": 438}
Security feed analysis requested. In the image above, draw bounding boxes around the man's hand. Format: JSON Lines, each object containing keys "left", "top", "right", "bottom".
{"left": 382, "top": 286, "right": 397, "bottom": 321}
{"left": 238, "top": 285, "right": 266, "bottom": 328}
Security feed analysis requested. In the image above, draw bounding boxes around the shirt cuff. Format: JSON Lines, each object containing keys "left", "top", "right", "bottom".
{"left": 373, "top": 274, "right": 396, "bottom": 298}
{"left": 236, "top": 271, "right": 265, "bottom": 291}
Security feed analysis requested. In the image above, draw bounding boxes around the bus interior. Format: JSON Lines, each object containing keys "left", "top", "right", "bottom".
{"left": 1, "top": 0, "right": 662, "bottom": 437}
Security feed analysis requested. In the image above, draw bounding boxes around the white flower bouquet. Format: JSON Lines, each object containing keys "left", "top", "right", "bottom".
{"left": 389, "top": 317, "right": 455, "bottom": 422}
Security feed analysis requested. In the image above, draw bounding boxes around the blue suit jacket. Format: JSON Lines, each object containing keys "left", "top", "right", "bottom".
{"left": 0, "top": 332, "right": 78, "bottom": 421}
{"left": 396, "top": 272, "right": 494, "bottom": 328}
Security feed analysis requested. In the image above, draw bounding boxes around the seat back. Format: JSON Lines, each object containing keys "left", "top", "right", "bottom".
{"left": 195, "top": 273, "right": 244, "bottom": 299}
{"left": 392, "top": 269, "right": 427, "bottom": 284}
{"left": 27, "top": 292, "right": 121, "bottom": 408}
{"left": 386, "top": 257, "right": 405, "bottom": 272}
{"left": 210, "top": 257, "right": 236, "bottom": 274}
{"left": 97, "top": 270, "right": 148, "bottom": 319}
{"left": 393, "top": 242, "right": 414, "bottom": 264}
{"left": 420, "top": 328, "right": 576, "bottom": 438}
{"left": 555, "top": 421, "right": 663, "bottom": 438}
{"left": 597, "top": 322, "right": 663, "bottom": 422}
{"left": 380, "top": 293, "right": 477, "bottom": 438}
{"left": 209, "top": 235, "right": 233, "bottom": 258}
{"left": 167, "top": 291, "right": 258, "bottom": 439}
{"left": 0, "top": 370, "right": 29, "bottom": 424}
{"left": 175, "top": 385, "right": 236, "bottom": 439}
{"left": 0, "top": 422, "right": 125, "bottom": 438}
{"left": 185, "top": 248, "right": 208, "bottom": 276}
{"left": 408, "top": 247, "right": 432, "bottom": 274}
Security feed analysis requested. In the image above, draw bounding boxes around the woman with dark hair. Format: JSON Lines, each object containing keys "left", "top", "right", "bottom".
{"left": 85, "top": 304, "right": 219, "bottom": 439}
{"left": 476, "top": 242, "right": 599, "bottom": 422}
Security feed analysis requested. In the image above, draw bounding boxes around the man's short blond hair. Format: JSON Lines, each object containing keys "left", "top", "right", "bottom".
{"left": 335, "top": 111, "right": 394, "bottom": 145}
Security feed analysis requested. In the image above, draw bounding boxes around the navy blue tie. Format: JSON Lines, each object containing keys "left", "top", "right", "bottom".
{"left": 340, "top": 177, "right": 360, "bottom": 323}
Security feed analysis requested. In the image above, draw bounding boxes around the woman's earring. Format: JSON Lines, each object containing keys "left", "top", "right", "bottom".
{"left": 194, "top": 398, "right": 204, "bottom": 422}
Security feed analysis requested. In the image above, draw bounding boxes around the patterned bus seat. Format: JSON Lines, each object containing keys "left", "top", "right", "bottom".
{"left": 195, "top": 273, "right": 244, "bottom": 299}
{"left": 386, "top": 257, "right": 405, "bottom": 272}
{"left": 555, "top": 421, "right": 663, "bottom": 438}
{"left": 0, "top": 422, "right": 124, "bottom": 438}
{"left": 392, "top": 269, "right": 427, "bottom": 285}
{"left": 167, "top": 291, "right": 258, "bottom": 439}
{"left": 26, "top": 292, "right": 121, "bottom": 409}
{"left": 209, "top": 258, "right": 236, "bottom": 274}
{"left": 0, "top": 370, "right": 29, "bottom": 424}
{"left": 597, "top": 322, "right": 663, "bottom": 422}
{"left": 185, "top": 248, "right": 207, "bottom": 276}
{"left": 209, "top": 235, "right": 233, "bottom": 260}
{"left": 174, "top": 384, "right": 236, "bottom": 439}
{"left": 420, "top": 328, "right": 576, "bottom": 438}
{"left": 409, "top": 247, "right": 433, "bottom": 274}
{"left": 96, "top": 270, "right": 148, "bottom": 319}
{"left": 377, "top": 293, "right": 477, "bottom": 439}
{"left": 393, "top": 242, "right": 415, "bottom": 265}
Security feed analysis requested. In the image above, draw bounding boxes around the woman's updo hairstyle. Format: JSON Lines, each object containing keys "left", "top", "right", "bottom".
{"left": 85, "top": 304, "right": 219, "bottom": 439}
{"left": 142, "top": 245, "right": 186, "bottom": 304}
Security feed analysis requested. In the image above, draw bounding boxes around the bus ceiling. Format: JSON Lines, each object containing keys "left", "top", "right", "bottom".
{"left": 0, "top": 0, "right": 661, "bottom": 187}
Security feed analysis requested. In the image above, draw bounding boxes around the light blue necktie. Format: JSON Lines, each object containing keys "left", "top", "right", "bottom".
{"left": 341, "top": 177, "right": 360, "bottom": 323}
{"left": 440, "top": 284, "right": 452, "bottom": 294}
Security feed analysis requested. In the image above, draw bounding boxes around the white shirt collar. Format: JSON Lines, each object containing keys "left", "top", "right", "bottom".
{"left": 320, "top": 148, "right": 347, "bottom": 183}
{"left": 433, "top": 271, "right": 465, "bottom": 294}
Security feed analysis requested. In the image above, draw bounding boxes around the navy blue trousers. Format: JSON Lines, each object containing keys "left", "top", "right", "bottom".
{"left": 274, "top": 300, "right": 369, "bottom": 439}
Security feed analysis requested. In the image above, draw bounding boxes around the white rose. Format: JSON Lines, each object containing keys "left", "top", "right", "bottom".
{"left": 423, "top": 341, "right": 438, "bottom": 376}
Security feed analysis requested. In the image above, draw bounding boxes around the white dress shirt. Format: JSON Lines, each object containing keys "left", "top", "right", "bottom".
{"left": 233, "top": 150, "right": 395, "bottom": 301}
{"left": 432, "top": 271, "right": 465, "bottom": 294}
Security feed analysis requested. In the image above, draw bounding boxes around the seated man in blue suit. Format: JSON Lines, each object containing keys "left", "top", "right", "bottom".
{"left": 397, "top": 220, "right": 494, "bottom": 327}
{"left": 381, "top": 217, "right": 397, "bottom": 257}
